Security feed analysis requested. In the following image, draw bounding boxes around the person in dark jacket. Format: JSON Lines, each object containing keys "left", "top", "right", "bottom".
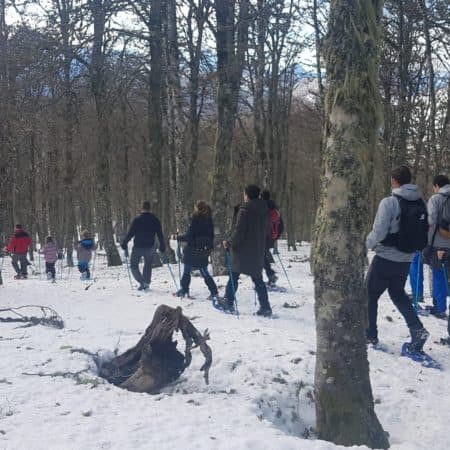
{"left": 176, "top": 201, "right": 218, "bottom": 300}
{"left": 217, "top": 185, "right": 272, "bottom": 316}
{"left": 5, "top": 224, "right": 32, "bottom": 279}
{"left": 121, "top": 201, "right": 166, "bottom": 290}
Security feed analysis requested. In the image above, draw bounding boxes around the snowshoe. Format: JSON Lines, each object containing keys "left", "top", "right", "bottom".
{"left": 212, "top": 297, "right": 236, "bottom": 315}
{"left": 401, "top": 342, "right": 442, "bottom": 370}
{"left": 266, "top": 283, "right": 287, "bottom": 293}
{"left": 256, "top": 307, "right": 273, "bottom": 317}
{"left": 173, "top": 288, "right": 190, "bottom": 298}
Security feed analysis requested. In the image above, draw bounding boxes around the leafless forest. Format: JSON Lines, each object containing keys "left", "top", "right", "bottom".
{"left": 0, "top": 0, "right": 449, "bottom": 270}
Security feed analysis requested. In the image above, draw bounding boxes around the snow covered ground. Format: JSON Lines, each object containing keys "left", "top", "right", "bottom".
{"left": 0, "top": 242, "right": 449, "bottom": 450}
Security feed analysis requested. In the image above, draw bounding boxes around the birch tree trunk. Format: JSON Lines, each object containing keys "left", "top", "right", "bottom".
{"left": 313, "top": 1, "right": 389, "bottom": 448}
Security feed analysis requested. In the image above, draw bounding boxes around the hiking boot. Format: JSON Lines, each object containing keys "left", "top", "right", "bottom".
{"left": 408, "top": 328, "right": 430, "bottom": 353}
{"left": 216, "top": 297, "right": 235, "bottom": 312}
{"left": 175, "top": 289, "right": 188, "bottom": 298}
{"left": 14, "top": 274, "right": 23, "bottom": 280}
{"left": 429, "top": 307, "right": 447, "bottom": 319}
{"left": 268, "top": 273, "right": 278, "bottom": 285}
{"left": 366, "top": 330, "right": 378, "bottom": 346}
{"left": 256, "top": 307, "right": 272, "bottom": 317}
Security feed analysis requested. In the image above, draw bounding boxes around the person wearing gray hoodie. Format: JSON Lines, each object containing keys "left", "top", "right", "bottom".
{"left": 426, "top": 175, "right": 450, "bottom": 317}
{"left": 365, "top": 166, "right": 428, "bottom": 351}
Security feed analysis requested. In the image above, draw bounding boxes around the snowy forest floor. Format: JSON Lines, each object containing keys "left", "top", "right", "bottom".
{"left": 0, "top": 242, "right": 449, "bottom": 450}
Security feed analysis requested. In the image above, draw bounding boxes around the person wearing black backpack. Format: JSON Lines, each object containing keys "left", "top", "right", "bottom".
{"left": 365, "top": 166, "right": 429, "bottom": 352}
{"left": 425, "top": 175, "right": 450, "bottom": 318}
{"left": 175, "top": 201, "right": 218, "bottom": 301}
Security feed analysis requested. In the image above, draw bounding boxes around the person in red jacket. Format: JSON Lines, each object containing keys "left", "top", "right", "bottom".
{"left": 5, "top": 224, "right": 32, "bottom": 279}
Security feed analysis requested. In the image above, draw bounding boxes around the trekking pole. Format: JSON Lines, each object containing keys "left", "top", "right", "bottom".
{"left": 59, "top": 251, "right": 64, "bottom": 280}
{"left": 413, "top": 251, "right": 421, "bottom": 312}
{"left": 37, "top": 245, "right": 42, "bottom": 279}
{"left": 163, "top": 253, "right": 179, "bottom": 291}
{"left": 176, "top": 241, "right": 182, "bottom": 284}
{"left": 0, "top": 254, "right": 4, "bottom": 285}
{"left": 91, "top": 251, "right": 97, "bottom": 280}
{"left": 225, "top": 249, "right": 239, "bottom": 317}
{"left": 276, "top": 253, "right": 293, "bottom": 291}
{"left": 123, "top": 249, "right": 133, "bottom": 290}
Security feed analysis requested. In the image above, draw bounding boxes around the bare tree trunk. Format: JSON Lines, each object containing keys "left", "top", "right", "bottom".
{"left": 147, "top": 0, "right": 164, "bottom": 216}
{"left": 166, "top": 0, "right": 189, "bottom": 233}
{"left": 0, "top": 0, "right": 12, "bottom": 235}
{"left": 419, "top": 0, "right": 437, "bottom": 170}
{"left": 210, "top": 0, "right": 250, "bottom": 275}
{"left": 253, "top": 0, "right": 267, "bottom": 184}
{"left": 90, "top": 0, "right": 121, "bottom": 266}
{"left": 313, "top": 1, "right": 389, "bottom": 448}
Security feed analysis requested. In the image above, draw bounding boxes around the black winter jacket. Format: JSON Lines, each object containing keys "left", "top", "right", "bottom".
{"left": 178, "top": 215, "right": 214, "bottom": 268}
{"left": 230, "top": 198, "right": 269, "bottom": 277}
{"left": 121, "top": 212, "right": 165, "bottom": 252}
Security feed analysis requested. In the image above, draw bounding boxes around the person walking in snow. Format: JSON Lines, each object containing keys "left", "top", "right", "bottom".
{"left": 76, "top": 230, "right": 97, "bottom": 280}
{"left": 366, "top": 165, "right": 429, "bottom": 352}
{"left": 366, "top": 166, "right": 429, "bottom": 352}
{"left": 42, "top": 236, "right": 61, "bottom": 281}
{"left": 175, "top": 200, "right": 218, "bottom": 301}
{"left": 4, "top": 224, "right": 32, "bottom": 279}
{"left": 424, "top": 174, "right": 450, "bottom": 319}
{"left": 217, "top": 184, "right": 272, "bottom": 317}
{"left": 261, "top": 190, "right": 284, "bottom": 286}
{"left": 121, "top": 201, "right": 166, "bottom": 291}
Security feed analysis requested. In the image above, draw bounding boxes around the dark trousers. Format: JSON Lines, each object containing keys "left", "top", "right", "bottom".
{"left": 225, "top": 271, "right": 271, "bottom": 310}
{"left": 180, "top": 264, "right": 218, "bottom": 295}
{"left": 130, "top": 247, "right": 155, "bottom": 285}
{"left": 366, "top": 255, "right": 423, "bottom": 339}
{"left": 46, "top": 262, "right": 56, "bottom": 279}
{"left": 264, "top": 249, "right": 276, "bottom": 279}
{"left": 12, "top": 253, "right": 28, "bottom": 276}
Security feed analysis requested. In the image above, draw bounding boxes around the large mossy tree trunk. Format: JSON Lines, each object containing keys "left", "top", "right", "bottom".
{"left": 313, "top": 1, "right": 389, "bottom": 448}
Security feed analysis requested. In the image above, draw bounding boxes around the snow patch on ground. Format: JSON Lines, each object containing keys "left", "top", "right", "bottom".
{"left": 0, "top": 242, "right": 449, "bottom": 449}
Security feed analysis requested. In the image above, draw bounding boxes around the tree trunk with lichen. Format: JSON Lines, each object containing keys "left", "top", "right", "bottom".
{"left": 313, "top": 1, "right": 389, "bottom": 448}
{"left": 97, "top": 305, "right": 212, "bottom": 393}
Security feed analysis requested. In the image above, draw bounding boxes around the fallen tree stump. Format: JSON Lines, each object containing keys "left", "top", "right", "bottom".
{"left": 97, "top": 305, "right": 212, "bottom": 393}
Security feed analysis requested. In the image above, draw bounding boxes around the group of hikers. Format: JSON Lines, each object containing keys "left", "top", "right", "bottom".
{"left": 367, "top": 165, "right": 450, "bottom": 353}
{"left": 2, "top": 227, "right": 97, "bottom": 281}
{"left": 4, "top": 167, "right": 450, "bottom": 344}
{"left": 121, "top": 185, "right": 283, "bottom": 317}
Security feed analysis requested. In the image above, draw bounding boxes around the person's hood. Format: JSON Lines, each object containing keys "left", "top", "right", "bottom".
{"left": 439, "top": 184, "right": 450, "bottom": 196}
{"left": 79, "top": 238, "right": 94, "bottom": 249}
{"left": 14, "top": 230, "right": 29, "bottom": 238}
{"left": 392, "top": 184, "right": 422, "bottom": 201}
{"left": 241, "top": 198, "right": 268, "bottom": 217}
